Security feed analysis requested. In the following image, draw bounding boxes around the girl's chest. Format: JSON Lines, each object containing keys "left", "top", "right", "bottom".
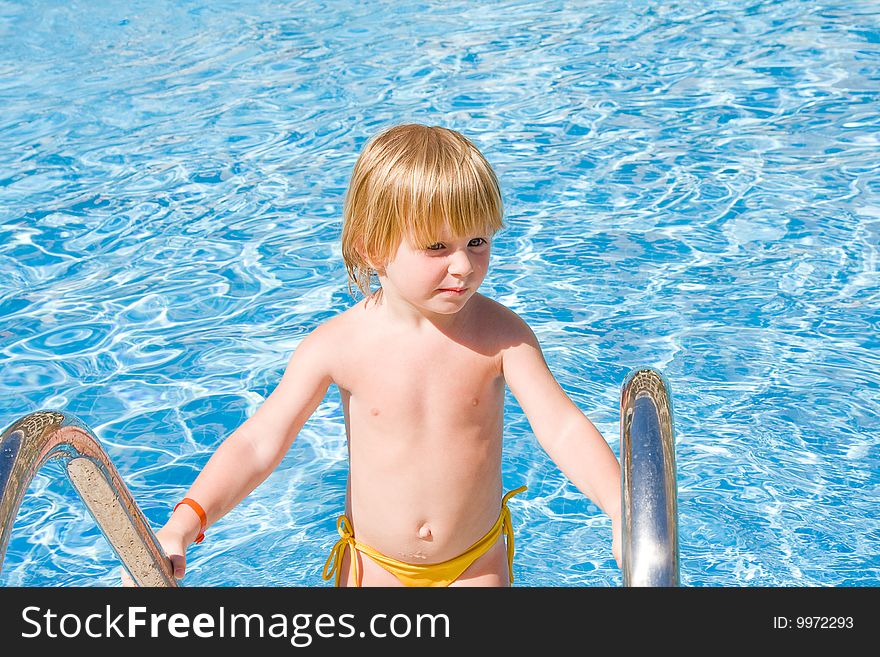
{"left": 334, "top": 337, "right": 504, "bottom": 424}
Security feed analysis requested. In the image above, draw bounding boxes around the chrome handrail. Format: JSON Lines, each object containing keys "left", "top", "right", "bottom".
{"left": 0, "top": 410, "right": 176, "bottom": 586}
{"left": 620, "top": 367, "right": 680, "bottom": 586}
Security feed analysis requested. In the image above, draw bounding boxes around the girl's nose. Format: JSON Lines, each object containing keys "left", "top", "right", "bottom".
{"left": 447, "top": 249, "right": 474, "bottom": 277}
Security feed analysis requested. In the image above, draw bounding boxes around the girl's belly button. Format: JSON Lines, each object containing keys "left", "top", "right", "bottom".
{"left": 417, "top": 523, "right": 433, "bottom": 540}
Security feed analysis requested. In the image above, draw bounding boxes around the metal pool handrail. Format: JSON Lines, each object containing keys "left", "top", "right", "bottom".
{"left": 620, "top": 367, "right": 680, "bottom": 586}
{"left": 0, "top": 410, "right": 177, "bottom": 586}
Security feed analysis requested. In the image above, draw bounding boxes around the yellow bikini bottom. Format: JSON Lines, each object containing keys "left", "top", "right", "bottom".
{"left": 321, "top": 486, "right": 528, "bottom": 587}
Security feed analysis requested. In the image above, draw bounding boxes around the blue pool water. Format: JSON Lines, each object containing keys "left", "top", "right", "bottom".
{"left": 1, "top": 0, "right": 878, "bottom": 587}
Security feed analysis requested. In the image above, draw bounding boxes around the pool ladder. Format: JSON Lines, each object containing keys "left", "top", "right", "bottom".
{"left": 620, "top": 367, "right": 680, "bottom": 586}
{"left": 0, "top": 411, "right": 176, "bottom": 586}
{"left": 0, "top": 368, "right": 678, "bottom": 587}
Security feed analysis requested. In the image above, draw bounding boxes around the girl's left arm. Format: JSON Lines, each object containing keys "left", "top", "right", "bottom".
{"left": 500, "top": 309, "right": 622, "bottom": 567}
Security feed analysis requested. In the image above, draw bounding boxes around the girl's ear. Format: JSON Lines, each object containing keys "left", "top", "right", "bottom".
{"left": 357, "top": 243, "right": 385, "bottom": 275}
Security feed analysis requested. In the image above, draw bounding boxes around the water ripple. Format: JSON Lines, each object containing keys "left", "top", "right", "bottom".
{"left": 1, "top": 0, "right": 878, "bottom": 587}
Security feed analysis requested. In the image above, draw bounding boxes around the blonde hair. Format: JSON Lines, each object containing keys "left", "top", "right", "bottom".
{"left": 341, "top": 123, "right": 504, "bottom": 300}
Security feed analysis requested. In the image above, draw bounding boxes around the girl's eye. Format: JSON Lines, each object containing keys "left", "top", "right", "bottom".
{"left": 425, "top": 238, "right": 488, "bottom": 251}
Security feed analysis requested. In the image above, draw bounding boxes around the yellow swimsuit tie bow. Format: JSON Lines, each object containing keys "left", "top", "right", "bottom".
{"left": 322, "top": 515, "right": 360, "bottom": 586}
{"left": 501, "top": 485, "right": 528, "bottom": 582}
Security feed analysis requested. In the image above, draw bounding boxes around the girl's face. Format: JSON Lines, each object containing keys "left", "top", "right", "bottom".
{"left": 377, "top": 226, "right": 491, "bottom": 316}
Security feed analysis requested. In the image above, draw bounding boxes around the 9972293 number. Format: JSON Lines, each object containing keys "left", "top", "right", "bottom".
{"left": 798, "top": 617, "right": 853, "bottom": 629}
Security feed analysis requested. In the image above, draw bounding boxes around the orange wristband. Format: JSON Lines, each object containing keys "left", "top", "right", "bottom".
{"left": 174, "top": 497, "right": 206, "bottom": 544}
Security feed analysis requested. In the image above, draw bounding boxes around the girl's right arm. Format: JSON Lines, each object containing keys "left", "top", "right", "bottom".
{"left": 123, "top": 325, "right": 334, "bottom": 585}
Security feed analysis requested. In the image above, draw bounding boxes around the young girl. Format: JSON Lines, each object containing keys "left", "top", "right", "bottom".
{"left": 127, "top": 123, "right": 621, "bottom": 587}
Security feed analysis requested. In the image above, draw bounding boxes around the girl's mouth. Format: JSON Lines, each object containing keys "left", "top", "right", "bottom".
{"left": 438, "top": 288, "right": 467, "bottom": 295}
